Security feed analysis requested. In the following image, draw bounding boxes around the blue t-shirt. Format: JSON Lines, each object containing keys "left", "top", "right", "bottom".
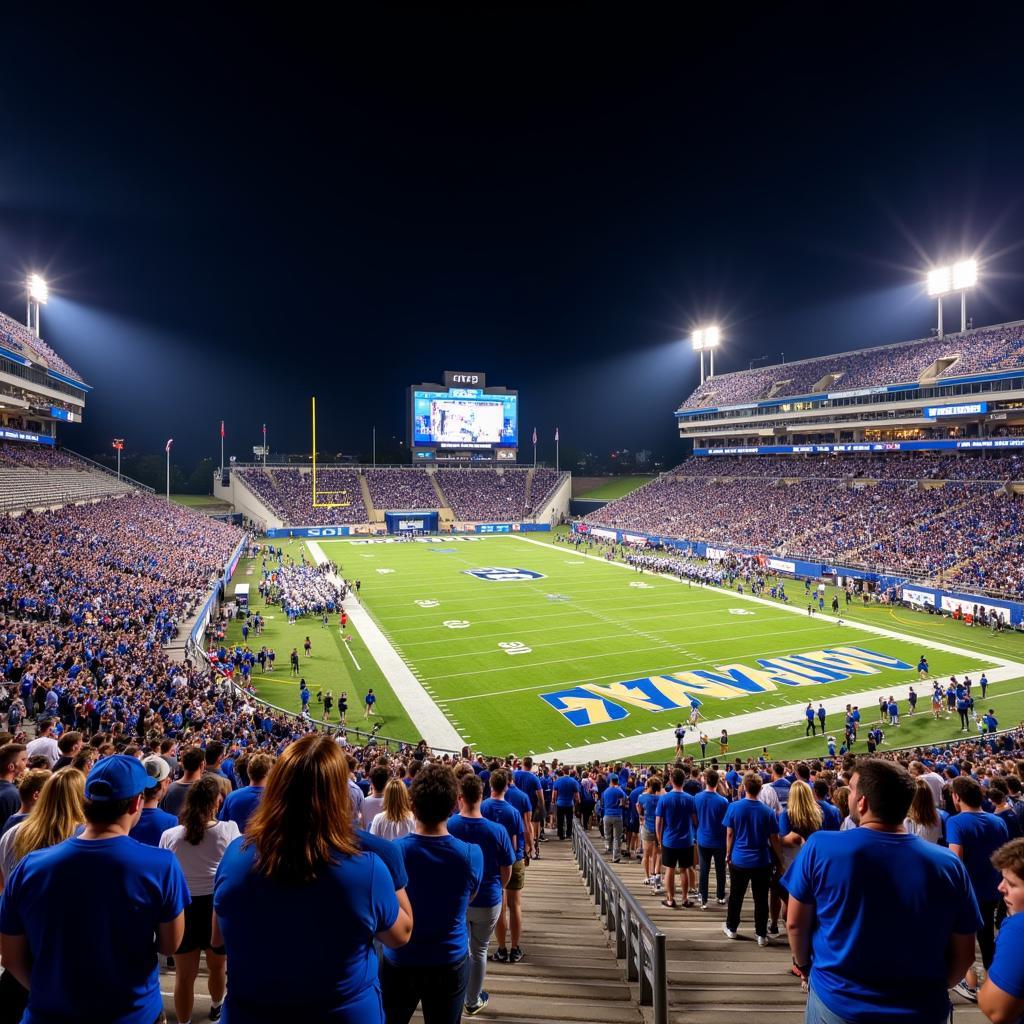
{"left": 817, "top": 800, "right": 843, "bottom": 832}
{"left": 129, "top": 806, "right": 180, "bottom": 848}
{"left": 601, "top": 786, "right": 626, "bottom": 817}
{"left": 656, "top": 790, "right": 696, "bottom": 849}
{"left": 481, "top": 797, "right": 525, "bottom": 861}
{"left": 946, "top": 811, "right": 1009, "bottom": 902}
{"left": 637, "top": 792, "right": 660, "bottom": 832}
{"left": 0, "top": 836, "right": 188, "bottom": 1024}
{"left": 386, "top": 833, "right": 483, "bottom": 967}
{"left": 218, "top": 785, "right": 264, "bottom": 831}
{"left": 513, "top": 770, "right": 542, "bottom": 812}
{"left": 447, "top": 814, "right": 515, "bottom": 909}
{"left": 553, "top": 776, "right": 581, "bottom": 807}
{"left": 723, "top": 798, "right": 779, "bottom": 867}
{"left": 783, "top": 829, "right": 982, "bottom": 1022}
{"left": 504, "top": 785, "right": 533, "bottom": 825}
{"left": 214, "top": 836, "right": 398, "bottom": 1021}
{"left": 694, "top": 790, "right": 729, "bottom": 848}
{"left": 988, "top": 911, "right": 1024, "bottom": 1001}
{"left": 356, "top": 827, "right": 408, "bottom": 890}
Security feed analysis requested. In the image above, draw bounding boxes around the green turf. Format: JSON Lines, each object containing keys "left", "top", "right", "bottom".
{"left": 222, "top": 540, "right": 420, "bottom": 743}
{"left": 309, "top": 534, "right": 1013, "bottom": 758}
{"left": 575, "top": 476, "right": 656, "bottom": 500}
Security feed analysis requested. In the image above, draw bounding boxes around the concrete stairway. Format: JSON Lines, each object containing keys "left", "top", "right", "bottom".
{"left": 593, "top": 837, "right": 987, "bottom": 1023}
{"left": 159, "top": 838, "right": 643, "bottom": 1023}
{"left": 357, "top": 472, "right": 385, "bottom": 523}
{"left": 427, "top": 470, "right": 456, "bottom": 527}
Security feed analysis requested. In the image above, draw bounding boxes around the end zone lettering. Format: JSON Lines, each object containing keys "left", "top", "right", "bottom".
{"left": 541, "top": 646, "right": 913, "bottom": 727}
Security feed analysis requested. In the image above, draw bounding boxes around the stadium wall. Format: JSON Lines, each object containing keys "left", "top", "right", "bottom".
{"left": 213, "top": 470, "right": 284, "bottom": 529}
{"left": 532, "top": 471, "right": 571, "bottom": 524}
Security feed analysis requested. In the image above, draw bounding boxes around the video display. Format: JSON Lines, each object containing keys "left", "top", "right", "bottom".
{"left": 412, "top": 389, "right": 518, "bottom": 449}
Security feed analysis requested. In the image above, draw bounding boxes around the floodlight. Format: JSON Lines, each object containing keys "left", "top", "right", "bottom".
{"left": 927, "top": 267, "right": 951, "bottom": 297}
{"left": 27, "top": 274, "right": 48, "bottom": 304}
{"left": 691, "top": 329, "right": 705, "bottom": 351}
{"left": 704, "top": 325, "right": 721, "bottom": 348}
{"left": 953, "top": 259, "right": 977, "bottom": 291}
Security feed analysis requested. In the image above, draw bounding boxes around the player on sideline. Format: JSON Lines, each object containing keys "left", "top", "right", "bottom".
{"left": 364, "top": 689, "right": 376, "bottom": 720}
{"left": 674, "top": 724, "right": 687, "bottom": 758}
{"left": 688, "top": 700, "right": 701, "bottom": 729}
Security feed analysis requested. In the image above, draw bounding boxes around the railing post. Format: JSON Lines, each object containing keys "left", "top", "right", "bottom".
{"left": 653, "top": 932, "right": 668, "bottom": 1024}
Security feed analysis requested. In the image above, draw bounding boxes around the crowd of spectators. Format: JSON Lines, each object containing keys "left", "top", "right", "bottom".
{"left": 433, "top": 469, "right": 529, "bottom": 521}
{"left": 527, "top": 468, "right": 567, "bottom": 513}
{"left": 0, "top": 311, "right": 86, "bottom": 384}
{"left": 674, "top": 452, "right": 1024, "bottom": 481}
{"left": 680, "top": 323, "right": 1024, "bottom": 409}
{"left": 236, "top": 468, "right": 368, "bottom": 525}
{"left": 364, "top": 469, "right": 441, "bottom": 510}
{"left": 586, "top": 469, "right": 1024, "bottom": 593}
{"left": 0, "top": 444, "right": 85, "bottom": 470}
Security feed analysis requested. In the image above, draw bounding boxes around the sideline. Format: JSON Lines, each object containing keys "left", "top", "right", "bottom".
{"left": 509, "top": 534, "right": 1024, "bottom": 762}
{"left": 306, "top": 541, "right": 464, "bottom": 750}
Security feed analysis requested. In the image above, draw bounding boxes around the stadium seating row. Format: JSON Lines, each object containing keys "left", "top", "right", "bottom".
{"left": 680, "top": 323, "right": 1024, "bottom": 409}
{"left": 236, "top": 465, "right": 568, "bottom": 524}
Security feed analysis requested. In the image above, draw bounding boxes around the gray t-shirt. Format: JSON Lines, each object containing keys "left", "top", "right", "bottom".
{"left": 159, "top": 781, "right": 193, "bottom": 819}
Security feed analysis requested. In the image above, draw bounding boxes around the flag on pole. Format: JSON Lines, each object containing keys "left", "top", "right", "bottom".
{"left": 555, "top": 427, "right": 559, "bottom": 442}
{"left": 220, "top": 420, "right": 225, "bottom": 439}
{"left": 532, "top": 427, "right": 537, "bottom": 445}
{"left": 165, "top": 438, "right": 173, "bottom": 453}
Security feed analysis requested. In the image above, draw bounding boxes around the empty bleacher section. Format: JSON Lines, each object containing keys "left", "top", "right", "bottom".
{"left": 0, "top": 442, "right": 137, "bottom": 512}
{"left": 681, "top": 322, "right": 1024, "bottom": 409}
{"left": 584, "top": 454, "right": 1024, "bottom": 597}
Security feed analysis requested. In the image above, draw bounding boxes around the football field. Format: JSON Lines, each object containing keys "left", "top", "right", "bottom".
{"left": 308, "top": 534, "right": 1022, "bottom": 761}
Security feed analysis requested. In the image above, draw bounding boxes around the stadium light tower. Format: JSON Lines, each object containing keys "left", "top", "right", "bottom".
{"left": 26, "top": 274, "right": 48, "bottom": 337}
{"left": 927, "top": 259, "right": 977, "bottom": 337}
{"left": 692, "top": 326, "right": 721, "bottom": 384}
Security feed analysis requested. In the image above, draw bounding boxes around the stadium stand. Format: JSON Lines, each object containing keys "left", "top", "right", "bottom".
{"left": 235, "top": 467, "right": 369, "bottom": 525}
{"left": 364, "top": 467, "right": 443, "bottom": 510}
{"left": 681, "top": 322, "right": 1024, "bottom": 409}
{"left": 435, "top": 468, "right": 530, "bottom": 520}
{"left": 0, "top": 310, "right": 86, "bottom": 384}
{"left": 585, "top": 456, "right": 1024, "bottom": 596}
{"left": 0, "top": 442, "right": 137, "bottom": 512}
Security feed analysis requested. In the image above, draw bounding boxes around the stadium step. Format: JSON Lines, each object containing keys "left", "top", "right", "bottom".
{"left": 589, "top": 841, "right": 990, "bottom": 1023}
{"left": 160, "top": 838, "right": 643, "bottom": 1022}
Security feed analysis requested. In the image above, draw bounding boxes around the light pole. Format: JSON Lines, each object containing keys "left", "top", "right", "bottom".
{"left": 26, "top": 275, "right": 47, "bottom": 337}
{"left": 927, "top": 259, "right": 977, "bottom": 337}
{"left": 692, "top": 326, "right": 721, "bottom": 384}
{"left": 112, "top": 439, "right": 124, "bottom": 480}
{"left": 165, "top": 438, "right": 173, "bottom": 502}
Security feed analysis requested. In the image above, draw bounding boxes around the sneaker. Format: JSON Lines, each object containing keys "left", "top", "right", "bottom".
{"left": 699, "top": 901, "right": 709, "bottom": 910}
{"left": 538, "top": 834, "right": 548, "bottom": 842}
{"left": 533, "top": 849, "right": 541, "bottom": 859}
{"left": 954, "top": 980, "right": 978, "bottom": 1003}
{"left": 716, "top": 897, "right": 727, "bottom": 905}
{"left": 613, "top": 857, "right": 621, "bottom": 863}
{"left": 510, "top": 946, "right": 524, "bottom": 964}
{"left": 210, "top": 1003, "right": 223, "bottom": 1022}
{"left": 722, "top": 924, "right": 738, "bottom": 939}
{"left": 491, "top": 947, "right": 509, "bottom": 963}
{"left": 757, "top": 935, "right": 769, "bottom": 947}
{"left": 767, "top": 923, "right": 780, "bottom": 936}
{"left": 465, "top": 992, "right": 489, "bottom": 1016}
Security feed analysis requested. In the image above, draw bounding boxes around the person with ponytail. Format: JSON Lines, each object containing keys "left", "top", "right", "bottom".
{"left": 159, "top": 774, "right": 239, "bottom": 1024}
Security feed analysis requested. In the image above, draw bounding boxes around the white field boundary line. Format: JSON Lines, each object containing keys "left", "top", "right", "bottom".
{"left": 306, "top": 541, "right": 463, "bottom": 750}
{"left": 507, "top": 534, "right": 1024, "bottom": 762}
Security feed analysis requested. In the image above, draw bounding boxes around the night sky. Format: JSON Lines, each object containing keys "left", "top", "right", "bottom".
{"left": 2, "top": 8, "right": 1024, "bottom": 467}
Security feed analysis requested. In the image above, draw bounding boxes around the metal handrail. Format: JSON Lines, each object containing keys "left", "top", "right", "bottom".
{"left": 571, "top": 819, "right": 667, "bottom": 1024}
{"left": 61, "top": 447, "right": 155, "bottom": 492}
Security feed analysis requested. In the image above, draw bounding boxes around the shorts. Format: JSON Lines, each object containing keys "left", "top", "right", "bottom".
{"left": 640, "top": 826, "right": 659, "bottom": 846}
{"left": 177, "top": 893, "right": 214, "bottom": 954}
{"left": 531, "top": 806, "right": 544, "bottom": 823}
{"left": 506, "top": 859, "right": 526, "bottom": 892}
{"left": 661, "top": 845, "right": 694, "bottom": 869}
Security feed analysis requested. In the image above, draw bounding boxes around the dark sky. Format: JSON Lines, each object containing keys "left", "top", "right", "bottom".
{"left": 2, "top": 8, "right": 1024, "bottom": 466}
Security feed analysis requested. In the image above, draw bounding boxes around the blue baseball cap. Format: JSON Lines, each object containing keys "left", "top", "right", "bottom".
{"left": 85, "top": 755, "right": 159, "bottom": 802}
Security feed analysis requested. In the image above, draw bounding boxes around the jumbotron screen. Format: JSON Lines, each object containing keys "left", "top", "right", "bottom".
{"left": 412, "top": 389, "right": 518, "bottom": 449}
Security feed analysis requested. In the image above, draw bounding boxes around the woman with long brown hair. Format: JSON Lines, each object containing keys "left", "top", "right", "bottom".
{"left": 770, "top": 781, "right": 823, "bottom": 938}
{"left": 159, "top": 775, "right": 238, "bottom": 1024}
{"left": 903, "top": 778, "right": 942, "bottom": 843}
{"left": 212, "top": 733, "right": 412, "bottom": 1023}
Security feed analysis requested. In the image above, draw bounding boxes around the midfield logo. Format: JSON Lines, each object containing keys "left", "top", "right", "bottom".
{"left": 541, "top": 646, "right": 913, "bottom": 727}
{"left": 464, "top": 567, "right": 546, "bottom": 582}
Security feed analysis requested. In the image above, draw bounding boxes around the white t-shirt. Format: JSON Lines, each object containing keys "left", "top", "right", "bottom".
{"left": 159, "top": 821, "right": 240, "bottom": 897}
{"left": 369, "top": 812, "right": 415, "bottom": 842}
{"left": 919, "top": 772, "right": 945, "bottom": 806}
{"left": 758, "top": 785, "right": 781, "bottom": 813}
{"left": 0, "top": 822, "right": 23, "bottom": 882}
{"left": 904, "top": 818, "right": 943, "bottom": 844}
{"left": 25, "top": 736, "right": 60, "bottom": 768}
{"left": 361, "top": 794, "right": 385, "bottom": 830}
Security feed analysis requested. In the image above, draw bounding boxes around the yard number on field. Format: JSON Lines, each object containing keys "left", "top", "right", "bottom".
{"left": 498, "top": 641, "right": 532, "bottom": 656}
{"left": 415, "top": 600, "right": 440, "bottom": 608}
{"left": 443, "top": 620, "right": 471, "bottom": 629}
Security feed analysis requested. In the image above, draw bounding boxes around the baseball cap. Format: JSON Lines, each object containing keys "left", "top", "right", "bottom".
{"left": 85, "top": 755, "right": 159, "bottom": 802}
{"left": 142, "top": 756, "right": 171, "bottom": 784}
